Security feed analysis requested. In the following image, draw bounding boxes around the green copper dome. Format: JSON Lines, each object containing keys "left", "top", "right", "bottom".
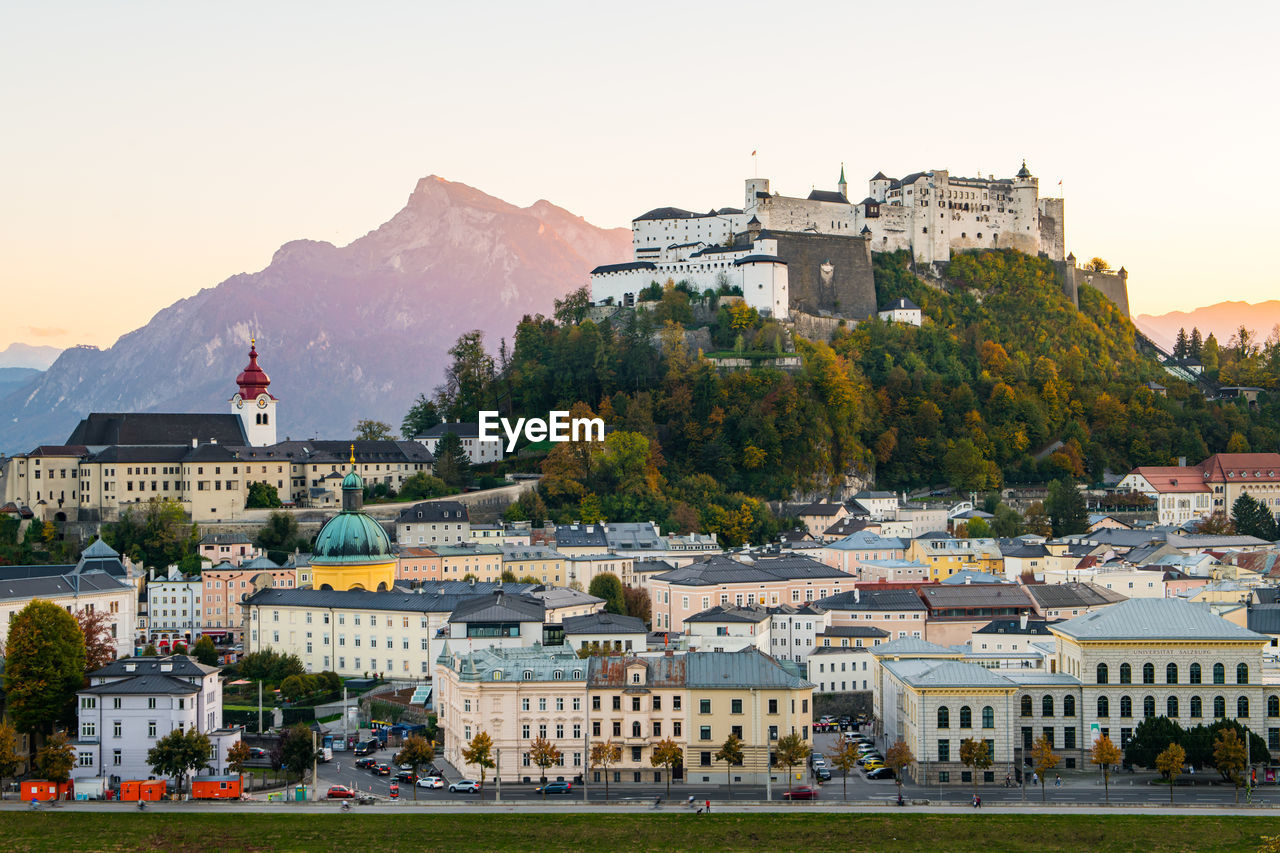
{"left": 342, "top": 469, "right": 363, "bottom": 490}
{"left": 312, "top": 512, "right": 392, "bottom": 564}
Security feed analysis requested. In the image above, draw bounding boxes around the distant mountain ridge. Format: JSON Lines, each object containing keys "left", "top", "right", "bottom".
{"left": 1136, "top": 300, "right": 1280, "bottom": 350}
{"left": 0, "top": 342, "right": 61, "bottom": 370}
{"left": 0, "top": 176, "right": 631, "bottom": 454}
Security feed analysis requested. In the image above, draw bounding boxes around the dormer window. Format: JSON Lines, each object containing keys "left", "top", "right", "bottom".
{"left": 492, "top": 670, "right": 502, "bottom": 681}
{"left": 632, "top": 672, "right": 641, "bottom": 684}
{"left": 553, "top": 670, "right": 564, "bottom": 680}
{"left": 523, "top": 670, "right": 533, "bottom": 680}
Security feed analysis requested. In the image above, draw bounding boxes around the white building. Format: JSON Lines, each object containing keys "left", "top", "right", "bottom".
{"left": 684, "top": 604, "right": 772, "bottom": 653}
{"left": 767, "top": 604, "right": 831, "bottom": 665}
{"left": 878, "top": 296, "right": 922, "bottom": 326}
{"left": 414, "top": 422, "right": 504, "bottom": 466}
{"left": 228, "top": 340, "right": 277, "bottom": 447}
{"left": 396, "top": 500, "right": 470, "bottom": 547}
{"left": 72, "top": 656, "right": 241, "bottom": 784}
{"left": 809, "top": 646, "right": 873, "bottom": 693}
{"left": 560, "top": 611, "right": 648, "bottom": 654}
{"left": 146, "top": 569, "right": 202, "bottom": 647}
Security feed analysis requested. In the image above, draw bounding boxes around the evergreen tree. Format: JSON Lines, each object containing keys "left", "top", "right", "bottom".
{"left": 1045, "top": 478, "right": 1088, "bottom": 537}
{"left": 400, "top": 393, "right": 443, "bottom": 439}
{"left": 433, "top": 431, "right": 473, "bottom": 489}
{"left": 1232, "top": 493, "right": 1279, "bottom": 541}
{"left": 1189, "top": 327, "right": 1203, "bottom": 358}
{"left": 1173, "top": 328, "right": 1189, "bottom": 359}
{"left": 245, "top": 481, "right": 283, "bottom": 509}
{"left": 255, "top": 512, "right": 307, "bottom": 564}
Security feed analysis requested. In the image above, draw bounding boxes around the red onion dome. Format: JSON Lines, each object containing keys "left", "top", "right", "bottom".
{"left": 235, "top": 340, "right": 271, "bottom": 399}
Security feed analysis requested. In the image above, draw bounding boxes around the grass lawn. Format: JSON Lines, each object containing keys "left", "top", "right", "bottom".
{"left": 2, "top": 813, "right": 1278, "bottom": 852}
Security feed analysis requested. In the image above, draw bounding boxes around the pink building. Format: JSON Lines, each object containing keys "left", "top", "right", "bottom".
{"left": 817, "top": 531, "right": 907, "bottom": 576}
{"left": 396, "top": 547, "right": 443, "bottom": 583}
{"left": 648, "top": 555, "right": 854, "bottom": 632}
{"left": 202, "top": 557, "right": 296, "bottom": 642}
{"left": 198, "top": 534, "right": 260, "bottom": 567}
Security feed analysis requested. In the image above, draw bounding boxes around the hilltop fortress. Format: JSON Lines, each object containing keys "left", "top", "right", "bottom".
{"left": 591, "top": 163, "right": 1130, "bottom": 322}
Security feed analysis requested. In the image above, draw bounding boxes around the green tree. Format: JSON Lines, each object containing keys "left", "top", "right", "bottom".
{"left": 1214, "top": 727, "right": 1248, "bottom": 803}
{"left": 245, "top": 481, "right": 283, "bottom": 509}
{"left": 4, "top": 600, "right": 86, "bottom": 737}
{"left": 461, "top": 730, "right": 495, "bottom": 800}
{"left": 553, "top": 286, "right": 591, "bottom": 327}
{"left": 1155, "top": 742, "right": 1186, "bottom": 805}
{"left": 255, "top": 511, "right": 307, "bottom": 565}
{"left": 401, "top": 394, "right": 443, "bottom": 439}
{"left": 503, "top": 489, "right": 549, "bottom": 526}
{"left": 1125, "top": 715, "right": 1184, "bottom": 770}
{"left": 394, "top": 734, "right": 435, "bottom": 801}
{"left": 35, "top": 730, "right": 75, "bottom": 784}
{"left": 398, "top": 473, "right": 453, "bottom": 501}
{"left": 279, "top": 674, "right": 310, "bottom": 703}
{"left": 439, "top": 331, "right": 496, "bottom": 420}
{"left": 0, "top": 720, "right": 23, "bottom": 797}
{"left": 434, "top": 431, "right": 474, "bottom": 489}
{"left": 193, "top": 635, "right": 219, "bottom": 667}
{"left": 277, "top": 723, "right": 319, "bottom": 784}
{"left": 959, "top": 737, "right": 992, "bottom": 796}
{"left": 529, "top": 736, "right": 562, "bottom": 798}
{"left": 943, "top": 438, "right": 993, "bottom": 491}
{"left": 650, "top": 736, "right": 683, "bottom": 796}
{"left": 774, "top": 732, "right": 811, "bottom": 796}
{"left": 991, "top": 503, "right": 1024, "bottom": 537}
{"left": 623, "top": 585, "right": 651, "bottom": 625}
{"left": 1232, "top": 493, "right": 1279, "bottom": 540}
{"left": 146, "top": 727, "right": 211, "bottom": 795}
{"left": 829, "top": 736, "right": 860, "bottom": 801}
{"left": 354, "top": 419, "right": 393, "bottom": 441}
{"left": 590, "top": 741, "right": 621, "bottom": 801}
{"left": 588, "top": 573, "right": 626, "bottom": 615}
{"left": 1091, "top": 734, "right": 1122, "bottom": 804}
{"left": 102, "top": 499, "right": 199, "bottom": 569}
{"left": 142, "top": 643, "right": 159, "bottom": 656}
{"left": 1044, "top": 478, "right": 1088, "bottom": 537}
{"left": 964, "top": 517, "right": 992, "bottom": 538}
{"left": 1030, "top": 735, "right": 1060, "bottom": 802}
{"left": 714, "top": 733, "right": 744, "bottom": 798}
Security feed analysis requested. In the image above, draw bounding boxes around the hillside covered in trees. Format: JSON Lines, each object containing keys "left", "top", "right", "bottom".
{"left": 409, "top": 249, "right": 1279, "bottom": 545}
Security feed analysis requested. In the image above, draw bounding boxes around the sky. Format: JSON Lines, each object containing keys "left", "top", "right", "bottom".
{"left": 2, "top": 1, "right": 1276, "bottom": 352}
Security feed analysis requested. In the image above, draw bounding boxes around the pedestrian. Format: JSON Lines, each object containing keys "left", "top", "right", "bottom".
{"left": 1054, "top": 774, "right": 1061, "bottom": 788}
{"left": 705, "top": 798, "right": 711, "bottom": 813}
{"left": 1032, "top": 772, "right": 1038, "bottom": 787}
{"left": 972, "top": 794, "right": 979, "bottom": 808}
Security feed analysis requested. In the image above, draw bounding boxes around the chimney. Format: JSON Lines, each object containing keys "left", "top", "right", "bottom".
{"left": 191, "top": 438, "right": 198, "bottom": 448}
{"left": 854, "top": 587, "right": 860, "bottom": 603}
{"left": 1178, "top": 456, "right": 1187, "bottom": 467}
{"left": 1020, "top": 613, "right": 1028, "bottom": 630}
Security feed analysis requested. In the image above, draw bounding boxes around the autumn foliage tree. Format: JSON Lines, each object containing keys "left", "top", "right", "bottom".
{"left": 75, "top": 606, "right": 116, "bottom": 676}
{"left": 1091, "top": 735, "right": 1122, "bottom": 804}
{"left": 590, "top": 740, "right": 622, "bottom": 801}
{"left": 4, "top": 600, "right": 86, "bottom": 737}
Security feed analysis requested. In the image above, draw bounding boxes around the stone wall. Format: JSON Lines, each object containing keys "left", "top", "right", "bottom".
{"left": 789, "top": 310, "right": 851, "bottom": 343}
{"left": 766, "top": 231, "right": 877, "bottom": 319}
{"left": 1056, "top": 261, "right": 1130, "bottom": 319}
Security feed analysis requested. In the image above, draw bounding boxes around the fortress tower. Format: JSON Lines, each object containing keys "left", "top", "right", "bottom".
{"left": 230, "top": 340, "right": 277, "bottom": 446}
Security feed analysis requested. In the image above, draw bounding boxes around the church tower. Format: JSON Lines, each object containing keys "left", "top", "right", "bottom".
{"left": 838, "top": 163, "right": 848, "bottom": 199}
{"left": 230, "top": 339, "right": 277, "bottom": 446}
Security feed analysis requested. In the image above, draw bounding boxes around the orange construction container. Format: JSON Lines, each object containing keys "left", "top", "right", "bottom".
{"left": 119, "top": 779, "right": 167, "bottom": 801}
{"left": 22, "top": 780, "right": 73, "bottom": 801}
{"left": 191, "top": 775, "right": 242, "bottom": 800}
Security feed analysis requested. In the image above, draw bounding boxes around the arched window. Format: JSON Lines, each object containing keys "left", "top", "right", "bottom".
{"left": 1167, "top": 696, "right": 1179, "bottom": 718}
{"left": 1237, "top": 663, "right": 1249, "bottom": 685}
{"left": 1143, "top": 695, "right": 1155, "bottom": 719}
{"left": 1120, "top": 696, "right": 1132, "bottom": 718}
{"left": 632, "top": 721, "right": 642, "bottom": 738}
{"left": 938, "top": 706, "right": 950, "bottom": 729}
{"left": 553, "top": 670, "right": 564, "bottom": 680}
{"left": 982, "top": 706, "right": 995, "bottom": 728}
{"left": 959, "top": 706, "right": 972, "bottom": 728}
{"left": 1190, "top": 663, "right": 1202, "bottom": 684}
{"left": 1269, "top": 696, "right": 1280, "bottom": 718}
{"left": 1190, "top": 696, "right": 1202, "bottom": 718}
{"left": 1238, "top": 696, "right": 1250, "bottom": 718}
{"left": 1096, "top": 663, "right": 1109, "bottom": 684}
{"left": 1097, "top": 696, "right": 1110, "bottom": 717}
{"left": 492, "top": 670, "right": 503, "bottom": 681}
{"left": 1042, "top": 696, "right": 1055, "bottom": 717}
{"left": 1166, "top": 663, "right": 1178, "bottom": 684}
{"left": 1119, "top": 663, "right": 1132, "bottom": 684}
{"left": 523, "top": 670, "right": 533, "bottom": 680}
{"left": 1142, "top": 663, "right": 1155, "bottom": 685}
{"left": 1021, "top": 696, "right": 1033, "bottom": 717}
{"left": 1213, "top": 663, "right": 1225, "bottom": 685}
{"left": 1213, "top": 696, "right": 1226, "bottom": 718}
{"left": 1063, "top": 696, "right": 1076, "bottom": 717}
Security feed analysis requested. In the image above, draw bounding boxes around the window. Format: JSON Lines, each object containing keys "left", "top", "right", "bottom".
{"left": 1064, "top": 727, "right": 1076, "bottom": 750}
{"left": 1042, "top": 696, "right": 1054, "bottom": 717}
{"left": 700, "top": 726, "right": 712, "bottom": 741}
{"left": 1063, "top": 696, "right": 1075, "bottom": 717}
{"left": 1214, "top": 695, "right": 1226, "bottom": 718}
{"left": 612, "top": 696, "right": 621, "bottom": 711}
{"left": 148, "top": 698, "right": 157, "bottom": 709}
{"left": 937, "top": 706, "right": 950, "bottom": 729}
{"left": 1096, "top": 663, "right": 1108, "bottom": 684}
{"left": 1143, "top": 695, "right": 1155, "bottom": 719}
{"left": 1238, "top": 696, "right": 1250, "bottom": 718}
{"left": 1238, "top": 663, "right": 1249, "bottom": 685}
{"left": 1120, "top": 696, "right": 1132, "bottom": 718}
{"left": 631, "top": 697, "right": 641, "bottom": 712}
{"left": 1119, "top": 663, "right": 1131, "bottom": 684}
{"left": 1142, "top": 663, "right": 1155, "bottom": 685}
{"left": 1213, "top": 663, "right": 1225, "bottom": 685}
{"left": 1269, "top": 696, "right": 1279, "bottom": 718}
{"left": 937, "top": 739, "right": 950, "bottom": 762}
{"left": 1167, "top": 696, "right": 1179, "bottom": 718}
{"left": 982, "top": 706, "right": 994, "bottom": 729}
{"left": 148, "top": 721, "right": 157, "bottom": 738}
{"left": 959, "top": 706, "right": 972, "bottom": 728}
{"left": 1097, "top": 696, "right": 1110, "bottom": 717}
{"left": 1020, "top": 696, "right": 1032, "bottom": 717}
{"left": 522, "top": 698, "right": 530, "bottom": 711}
{"left": 700, "top": 699, "right": 711, "bottom": 714}
{"left": 1042, "top": 728, "right": 1054, "bottom": 748}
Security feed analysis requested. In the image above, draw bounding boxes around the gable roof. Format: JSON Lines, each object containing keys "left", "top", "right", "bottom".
{"left": 66, "top": 412, "right": 249, "bottom": 448}
{"left": 685, "top": 604, "right": 771, "bottom": 624}
{"left": 81, "top": 674, "right": 202, "bottom": 695}
{"left": 1023, "top": 582, "right": 1126, "bottom": 609}
{"left": 684, "top": 648, "right": 812, "bottom": 689}
{"left": 818, "top": 588, "right": 925, "bottom": 611}
{"left": 448, "top": 591, "right": 544, "bottom": 623}
{"left": 396, "top": 500, "right": 470, "bottom": 524}
{"left": 881, "top": 296, "right": 920, "bottom": 312}
{"left": 90, "top": 655, "right": 217, "bottom": 680}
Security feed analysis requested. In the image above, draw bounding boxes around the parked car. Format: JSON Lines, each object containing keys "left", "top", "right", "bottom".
{"left": 248, "top": 747, "right": 268, "bottom": 759}
{"left": 354, "top": 758, "right": 377, "bottom": 770}
{"left": 782, "top": 786, "right": 820, "bottom": 800}
{"left": 814, "top": 766, "right": 832, "bottom": 781}
{"left": 862, "top": 759, "right": 886, "bottom": 772}
{"left": 858, "top": 754, "right": 884, "bottom": 767}
{"left": 535, "top": 781, "right": 573, "bottom": 795}
{"left": 866, "top": 767, "right": 896, "bottom": 780}
{"left": 371, "top": 763, "right": 392, "bottom": 776}
{"left": 396, "top": 771, "right": 418, "bottom": 784}
{"left": 326, "top": 785, "right": 356, "bottom": 799}
{"left": 809, "top": 753, "right": 827, "bottom": 768}
{"left": 450, "top": 779, "right": 481, "bottom": 793}
{"left": 353, "top": 739, "right": 380, "bottom": 756}
{"left": 417, "top": 776, "right": 445, "bottom": 789}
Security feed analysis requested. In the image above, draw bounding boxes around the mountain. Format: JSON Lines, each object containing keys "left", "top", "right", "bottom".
{"left": 0, "top": 176, "right": 631, "bottom": 454}
{"left": 0, "top": 368, "right": 42, "bottom": 401}
{"left": 0, "top": 343, "right": 61, "bottom": 370}
{"left": 1135, "top": 300, "right": 1280, "bottom": 350}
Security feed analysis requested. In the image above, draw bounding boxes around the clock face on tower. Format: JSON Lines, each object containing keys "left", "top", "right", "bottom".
{"left": 257, "top": 397, "right": 268, "bottom": 409}
{"left": 235, "top": 398, "right": 244, "bottom": 409}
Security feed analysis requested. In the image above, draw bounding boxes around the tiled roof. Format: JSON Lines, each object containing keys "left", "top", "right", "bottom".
{"left": 919, "top": 584, "right": 1035, "bottom": 610}
{"left": 66, "top": 413, "right": 248, "bottom": 447}
{"left": 397, "top": 501, "right": 470, "bottom": 525}
{"left": 562, "top": 612, "right": 647, "bottom": 635}
{"left": 818, "top": 625, "right": 889, "bottom": 638}
{"left": 90, "top": 655, "right": 216, "bottom": 680}
{"left": 1023, "top": 582, "right": 1126, "bottom": 609}
{"left": 818, "top": 588, "right": 925, "bottom": 611}
{"left": 869, "top": 637, "right": 959, "bottom": 657}
{"left": 81, "top": 674, "right": 201, "bottom": 695}
{"left": 685, "top": 604, "right": 771, "bottom": 624}
{"left": 1054, "top": 598, "right": 1267, "bottom": 642}
{"left": 653, "top": 554, "right": 852, "bottom": 587}
{"left": 244, "top": 583, "right": 536, "bottom": 613}
{"left": 447, "top": 591, "right": 544, "bottom": 624}
{"left": 684, "top": 649, "right": 812, "bottom": 689}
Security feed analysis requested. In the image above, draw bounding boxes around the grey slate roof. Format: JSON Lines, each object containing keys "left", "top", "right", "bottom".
{"left": 562, "top": 612, "right": 647, "bottom": 635}
{"left": 818, "top": 625, "right": 890, "bottom": 638}
{"left": 684, "top": 649, "right": 812, "bottom": 689}
{"left": 881, "top": 296, "right": 920, "bottom": 311}
{"left": 397, "top": 500, "right": 470, "bottom": 525}
{"left": 234, "top": 439, "right": 432, "bottom": 465}
{"left": 882, "top": 659, "right": 1014, "bottom": 689}
{"left": 66, "top": 412, "right": 249, "bottom": 447}
{"left": 818, "top": 588, "right": 925, "bottom": 611}
{"left": 243, "top": 583, "right": 537, "bottom": 614}
{"left": 974, "top": 618, "right": 1058, "bottom": 635}
{"left": 1054, "top": 598, "right": 1268, "bottom": 642}
{"left": 1023, "top": 582, "right": 1126, "bottom": 609}
{"left": 555, "top": 524, "right": 609, "bottom": 548}
{"left": 448, "top": 591, "right": 544, "bottom": 624}
{"left": 806, "top": 189, "right": 850, "bottom": 204}
{"left": 685, "top": 604, "right": 771, "bottom": 624}
{"left": 653, "top": 555, "right": 852, "bottom": 587}
{"left": 0, "top": 570, "right": 132, "bottom": 602}
{"left": 90, "top": 655, "right": 216, "bottom": 680}
{"left": 919, "top": 584, "right": 1035, "bottom": 610}
{"left": 870, "top": 637, "right": 960, "bottom": 657}
{"left": 1246, "top": 604, "right": 1280, "bottom": 635}
{"left": 81, "top": 674, "right": 201, "bottom": 695}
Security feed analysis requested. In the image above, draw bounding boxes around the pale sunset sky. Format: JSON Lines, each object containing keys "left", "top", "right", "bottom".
{"left": 1, "top": 1, "right": 1275, "bottom": 351}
